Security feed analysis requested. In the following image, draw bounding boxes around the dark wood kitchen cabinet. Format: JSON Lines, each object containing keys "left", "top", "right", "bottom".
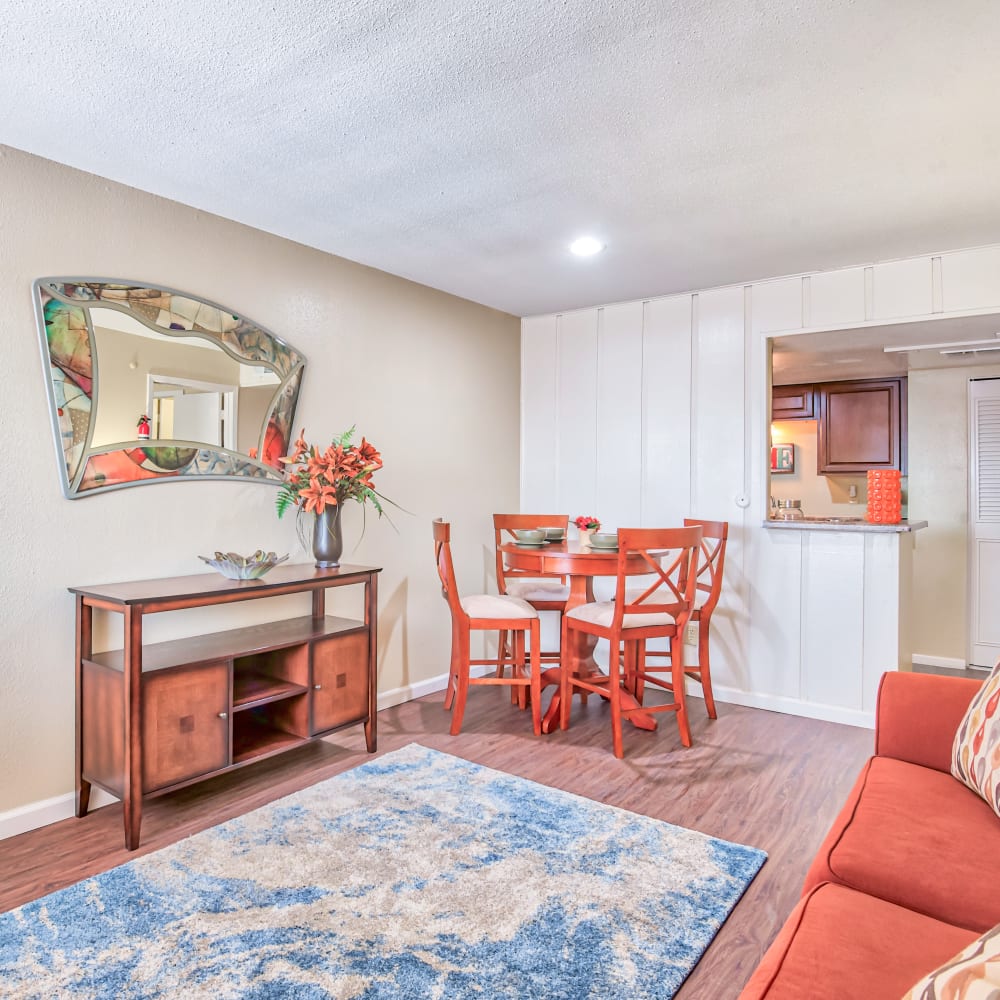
{"left": 816, "top": 377, "right": 906, "bottom": 474}
{"left": 771, "top": 384, "right": 815, "bottom": 420}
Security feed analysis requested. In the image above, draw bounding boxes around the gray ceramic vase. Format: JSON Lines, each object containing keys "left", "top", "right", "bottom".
{"left": 313, "top": 505, "right": 344, "bottom": 569}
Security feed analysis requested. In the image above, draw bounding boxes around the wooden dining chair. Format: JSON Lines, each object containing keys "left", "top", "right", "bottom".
{"left": 635, "top": 518, "right": 729, "bottom": 719}
{"left": 433, "top": 519, "right": 542, "bottom": 736}
{"left": 559, "top": 526, "right": 702, "bottom": 758}
{"left": 493, "top": 513, "right": 570, "bottom": 677}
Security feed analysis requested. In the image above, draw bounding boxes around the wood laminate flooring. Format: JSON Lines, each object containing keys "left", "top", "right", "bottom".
{"left": 0, "top": 690, "right": 874, "bottom": 998}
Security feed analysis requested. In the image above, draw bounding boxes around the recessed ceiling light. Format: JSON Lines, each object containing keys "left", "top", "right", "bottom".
{"left": 569, "top": 236, "right": 605, "bottom": 257}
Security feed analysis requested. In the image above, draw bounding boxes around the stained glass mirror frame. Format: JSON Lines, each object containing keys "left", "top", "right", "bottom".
{"left": 34, "top": 278, "right": 306, "bottom": 499}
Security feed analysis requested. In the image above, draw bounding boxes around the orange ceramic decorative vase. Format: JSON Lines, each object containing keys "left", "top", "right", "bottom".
{"left": 866, "top": 469, "right": 902, "bottom": 524}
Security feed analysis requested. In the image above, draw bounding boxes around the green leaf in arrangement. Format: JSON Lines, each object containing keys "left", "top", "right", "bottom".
{"left": 275, "top": 427, "right": 402, "bottom": 529}
{"left": 275, "top": 487, "right": 296, "bottom": 519}
{"left": 335, "top": 426, "right": 357, "bottom": 448}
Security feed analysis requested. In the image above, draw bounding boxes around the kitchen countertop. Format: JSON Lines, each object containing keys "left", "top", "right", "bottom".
{"left": 763, "top": 517, "right": 928, "bottom": 533}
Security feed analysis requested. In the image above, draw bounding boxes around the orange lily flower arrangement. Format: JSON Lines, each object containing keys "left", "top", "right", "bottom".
{"left": 275, "top": 427, "right": 391, "bottom": 520}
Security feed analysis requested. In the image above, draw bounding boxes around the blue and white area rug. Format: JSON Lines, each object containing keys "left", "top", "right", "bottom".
{"left": 0, "top": 744, "right": 765, "bottom": 998}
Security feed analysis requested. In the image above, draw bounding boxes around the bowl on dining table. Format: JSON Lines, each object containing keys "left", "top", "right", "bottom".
{"left": 589, "top": 532, "right": 619, "bottom": 549}
{"left": 542, "top": 527, "right": 565, "bottom": 541}
{"left": 514, "top": 528, "right": 545, "bottom": 544}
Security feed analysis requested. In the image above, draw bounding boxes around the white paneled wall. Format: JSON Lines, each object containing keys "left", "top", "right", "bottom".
{"left": 641, "top": 296, "right": 692, "bottom": 526}
{"left": 556, "top": 311, "right": 599, "bottom": 516}
{"left": 941, "top": 246, "right": 1000, "bottom": 313}
{"left": 522, "top": 243, "right": 1000, "bottom": 727}
{"left": 809, "top": 267, "right": 866, "bottom": 327}
{"left": 863, "top": 533, "right": 908, "bottom": 713}
{"left": 748, "top": 278, "right": 805, "bottom": 699}
{"left": 873, "top": 258, "right": 933, "bottom": 319}
{"left": 692, "top": 287, "right": 747, "bottom": 521}
{"left": 596, "top": 302, "right": 643, "bottom": 530}
{"left": 800, "top": 532, "right": 866, "bottom": 710}
{"left": 520, "top": 316, "right": 558, "bottom": 511}
{"left": 691, "top": 287, "right": 749, "bottom": 691}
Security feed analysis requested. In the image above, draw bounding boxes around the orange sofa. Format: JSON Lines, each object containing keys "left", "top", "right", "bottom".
{"left": 739, "top": 670, "right": 1000, "bottom": 1000}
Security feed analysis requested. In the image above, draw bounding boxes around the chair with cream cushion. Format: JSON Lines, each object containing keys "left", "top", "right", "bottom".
{"left": 434, "top": 519, "right": 542, "bottom": 736}
{"left": 631, "top": 518, "right": 729, "bottom": 718}
{"left": 493, "top": 514, "right": 570, "bottom": 677}
{"left": 559, "top": 525, "right": 702, "bottom": 758}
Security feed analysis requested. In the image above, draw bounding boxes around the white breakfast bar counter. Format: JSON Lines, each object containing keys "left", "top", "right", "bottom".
{"left": 750, "top": 518, "right": 928, "bottom": 727}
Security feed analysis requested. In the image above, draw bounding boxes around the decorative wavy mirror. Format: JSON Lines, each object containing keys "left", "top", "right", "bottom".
{"left": 34, "top": 278, "right": 306, "bottom": 498}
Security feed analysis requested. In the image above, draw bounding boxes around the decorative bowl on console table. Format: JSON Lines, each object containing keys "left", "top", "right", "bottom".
{"left": 198, "top": 551, "right": 289, "bottom": 580}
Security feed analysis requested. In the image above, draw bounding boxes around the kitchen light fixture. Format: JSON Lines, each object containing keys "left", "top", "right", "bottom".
{"left": 939, "top": 344, "right": 1000, "bottom": 356}
{"left": 569, "top": 236, "right": 605, "bottom": 257}
{"left": 884, "top": 334, "right": 1000, "bottom": 353}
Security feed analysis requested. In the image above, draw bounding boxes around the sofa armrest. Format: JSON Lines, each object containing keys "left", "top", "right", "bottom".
{"left": 875, "top": 671, "right": 983, "bottom": 773}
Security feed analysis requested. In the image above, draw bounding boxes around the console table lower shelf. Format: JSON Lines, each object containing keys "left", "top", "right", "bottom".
{"left": 69, "top": 563, "right": 381, "bottom": 850}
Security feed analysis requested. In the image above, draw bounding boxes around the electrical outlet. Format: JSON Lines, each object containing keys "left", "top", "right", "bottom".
{"left": 684, "top": 623, "right": 698, "bottom": 645}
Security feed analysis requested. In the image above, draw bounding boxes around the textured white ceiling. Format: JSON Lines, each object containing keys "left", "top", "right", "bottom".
{"left": 2, "top": 1, "right": 999, "bottom": 316}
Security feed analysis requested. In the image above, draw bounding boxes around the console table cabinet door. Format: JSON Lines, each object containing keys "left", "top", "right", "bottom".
{"left": 311, "top": 632, "right": 369, "bottom": 735}
{"left": 141, "top": 661, "right": 230, "bottom": 792}
{"left": 817, "top": 378, "right": 906, "bottom": 474}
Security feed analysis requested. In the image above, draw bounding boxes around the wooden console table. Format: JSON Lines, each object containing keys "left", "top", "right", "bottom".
{"left": 69, "top": 563, "right": 380, "bottom": 850}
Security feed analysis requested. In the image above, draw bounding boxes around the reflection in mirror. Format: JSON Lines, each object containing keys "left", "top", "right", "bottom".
{"left": 88, "top": 308, "right": 281, "bottom": 453}
{"left": 35, "top": 279, "right": 306, "bottom": 498}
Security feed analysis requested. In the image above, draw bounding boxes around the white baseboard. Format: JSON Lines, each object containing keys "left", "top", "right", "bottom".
{"left": 375, "top": 664, "right": 492, "bottom": 712}
{"left": 688, "top": 683, "right": 876, "bottom": 729}
{"left": 0, "top": 667, "right": 483, "bottom": 842}
{"left": 0, "top": 787, "right": 119, "bottom": 842}
{"left": 911, "top": 653, "right": 968, "bottom": 671}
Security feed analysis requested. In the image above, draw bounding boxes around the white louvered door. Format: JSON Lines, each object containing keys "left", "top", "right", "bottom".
{"left": 969, "top": 378, "right": 1000, "bottom": 667}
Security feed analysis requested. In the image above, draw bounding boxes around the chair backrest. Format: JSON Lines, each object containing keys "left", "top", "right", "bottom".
{"left": 433, "top": 518, "right": 464, "bottom": 618}
{"left": 493, "top": 513, "right": 569, "bottom": 593}
{"left": 613, "top": 526, "right": 703, "bottom": 630}
{"left": 682, "top": 518, "right": 729, "bottom": 618}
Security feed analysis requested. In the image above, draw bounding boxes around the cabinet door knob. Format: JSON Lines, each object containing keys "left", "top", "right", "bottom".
{"left": 314, "top": 684, "right": 322, "bottom": 691}
{"left": 218, "top": 712, "right": 228, "bottom": 720}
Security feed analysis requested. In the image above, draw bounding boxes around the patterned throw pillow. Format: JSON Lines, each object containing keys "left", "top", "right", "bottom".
{"left": 901, "top": 922, "right": 1000, "bottom": 999}
{"left": 951, "top": 660, "right": 1000, "bottom": 820}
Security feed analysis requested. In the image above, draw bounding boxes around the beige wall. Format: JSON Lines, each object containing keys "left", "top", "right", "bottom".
{"left": 768, "top": 420, "right": 871, "bottom": 517}
{"left": 908, "top": 364, "right": 1000, "bottom": 662}
{"left": 0, "top": 145, "right": 520, "bottom": 813}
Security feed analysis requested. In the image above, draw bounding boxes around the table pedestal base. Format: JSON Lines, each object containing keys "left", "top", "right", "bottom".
{"left": 539, "top": 666, "right": 658, "bottom": 735}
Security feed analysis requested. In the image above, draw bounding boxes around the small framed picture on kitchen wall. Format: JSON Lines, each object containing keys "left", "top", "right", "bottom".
{"left": 770, "top": 443, "right": 794, "bottom": 474}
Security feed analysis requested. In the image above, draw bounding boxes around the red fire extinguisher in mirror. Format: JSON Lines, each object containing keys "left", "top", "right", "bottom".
{"left": 137, "top": 414, "right": 151, "bottom": 440}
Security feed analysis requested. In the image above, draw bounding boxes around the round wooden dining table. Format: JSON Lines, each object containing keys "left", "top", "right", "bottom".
{"left": 499, "top": 539, "right": 659, "bottom": 734}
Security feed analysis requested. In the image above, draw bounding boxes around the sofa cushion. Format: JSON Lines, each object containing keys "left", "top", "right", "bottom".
{"left": 876, "top": 671, "right": 983, "bottom": 774}
{"left": 952, "top": 660, "right": 1000, "bottom": 819}
{"left": 803, "top": 756, "right": 1000, "bottom": 932}
{"left": 902, "top": 921, "right": 1000, "bottom": 999}
{"left": 738, "top": 882, "right": 977, "bottom": 1000}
